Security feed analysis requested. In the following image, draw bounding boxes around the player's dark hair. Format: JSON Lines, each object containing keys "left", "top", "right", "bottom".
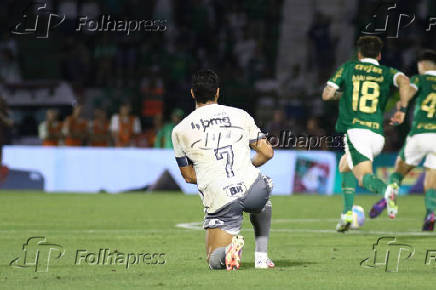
{"left": 191, "top": 69, "right": 219, "bottom": 104}
{"left": 417, "top": 49, "right": 436, "bottom": 64}
{"left": 356, "top": 36, "right": 383, "bottom": 59}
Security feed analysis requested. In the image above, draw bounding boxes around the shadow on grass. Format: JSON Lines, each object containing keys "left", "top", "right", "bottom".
{"left": 240, "top": 259, "right": 317, "bottom": 269}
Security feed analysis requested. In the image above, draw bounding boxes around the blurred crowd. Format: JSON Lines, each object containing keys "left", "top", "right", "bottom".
{"left": 38, "top": 104, "right": 184, "bottom": 148}
{"left": 0, "top": 0, "right": 435, "bottom": 151}
{"left": 1, "top": 0, "right": 283, "bottom": 148}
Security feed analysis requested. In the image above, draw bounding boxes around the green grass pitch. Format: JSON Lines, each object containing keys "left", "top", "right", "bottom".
{"left": 1, "top": 191, "right": 435, "bottom": 289}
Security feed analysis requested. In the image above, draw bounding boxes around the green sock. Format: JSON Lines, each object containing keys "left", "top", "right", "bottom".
{"left": 389, "top": 172, "right": 404, "bottom": 186}
{"left": 425, "top": 189, "right": 436, "bottom": 215}
{"left": 341, "top": 172, "right": 357, "bottom": 214}
{"left": 362, "top": 173, "right": 387, "bottom": 195}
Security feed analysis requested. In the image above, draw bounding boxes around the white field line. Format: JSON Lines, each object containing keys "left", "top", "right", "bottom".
{"left": 272, "top": 218, "right": 418, "bottom": 223}
{"left": 175, "top": 220, "right": 435, "bottom": 236}
{"left": 0, "top": 227, "right": 432, "bottom": 236}
{"left": 0, "top": 229, "right": 188, "bottom": 234}
{"left": 0, "top": 218, "right": 428, "bottom": 236}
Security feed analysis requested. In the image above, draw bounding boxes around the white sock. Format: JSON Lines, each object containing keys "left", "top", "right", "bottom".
{"left": 255, "top": 251, "right": 267, "bottom": 262}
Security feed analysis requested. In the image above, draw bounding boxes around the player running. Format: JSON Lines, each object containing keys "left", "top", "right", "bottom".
{"left": 172, "top": 69, "right": 275, "bottom": 270}
{"left": 370, "top": 50, "right": 436, "bottom": 231}
{"left": 322, "top": 36, "right": 411, "bottom": 232}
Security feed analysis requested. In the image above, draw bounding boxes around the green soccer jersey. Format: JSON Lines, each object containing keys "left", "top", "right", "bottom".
{"left": 328, "top": 58, "right": 402, "bottom": 135}
{"left": 408, "top": 72, "right": 436, "bottom": 135}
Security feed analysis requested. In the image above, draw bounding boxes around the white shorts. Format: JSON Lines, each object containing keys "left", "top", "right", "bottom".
{"left": 344, "top": 128, "right": 385, "bottom": 169}
{"left": 400, "top": 133, "right": 436, "bottom": 169}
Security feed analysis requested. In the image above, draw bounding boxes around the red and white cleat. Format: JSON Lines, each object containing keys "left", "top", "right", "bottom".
{"left": 225, "top": 235, "right": 244, "bottom": 271}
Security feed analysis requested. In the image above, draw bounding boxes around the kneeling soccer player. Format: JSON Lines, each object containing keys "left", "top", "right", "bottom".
{"left": 370, "top": 50, "right": 436, "bottom": 231}
{"left": 172, "top": 69, "right": 275, "bottom": 270}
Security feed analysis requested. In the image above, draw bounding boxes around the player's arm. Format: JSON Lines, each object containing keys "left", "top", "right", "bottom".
{"left": 179, "top": 164, "right": 197, "bottom": 184}
{"left": 246, "top": 111, "right": 273, "bottom": 167}
{"left": 250, "top": 138, "right": 274, "bottom": 168}
{"left": 322, "top": 85, "right": 342, "bottom": 101}
{"left": 397, "top": 74, "right": 412, "bottom": 108}
{"left": 172, "top": 129, "right": 197, "bottom": 184}
{"left": 390, "top": 74, "right": 412, "bottom": 125}
{"left": 322, "top": 65, "right": 345, "bottom": 101}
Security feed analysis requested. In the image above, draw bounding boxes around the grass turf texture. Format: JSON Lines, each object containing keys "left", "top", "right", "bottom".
{"left": 1, "top": 191, "right": 435, "bottom": 290}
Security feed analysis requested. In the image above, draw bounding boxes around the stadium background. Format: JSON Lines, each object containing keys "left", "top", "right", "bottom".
{"left": 0, "top": 0, "right": 435, "bottom": 194}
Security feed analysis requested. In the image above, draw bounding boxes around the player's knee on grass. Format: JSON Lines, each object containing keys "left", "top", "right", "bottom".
{"left": 208, "top": 247, "right": 226, "bottom": 270}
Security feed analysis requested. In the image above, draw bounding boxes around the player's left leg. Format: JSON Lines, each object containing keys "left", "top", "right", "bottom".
{"left": 344, "top": 129, "right": 386, "bottom": 195}
{"left": 422, "top": 166, "right": 436, "bottom": 231}
{"left": 206, "top": 228, "right": 233, "bottom": 269}
{"left": 243, "top": 175, "right": 274, "bottom": 268}
{"left": 353, "top": 160, "right": 400, "bottom": 218}
{"left": 370, "top": 155, "right": 415, "bottom": 218}
{"left": 336, "top": 153, "right": 357, "bottom": 232}
{"left": 204, "top": 201, "right": 246, "bottom": 270}
{"left": 206, "top": 228, "right": 245, "bottom": 270}
{"left": 249, "top": 200, "right": 274, "bottom": 268}
{"left": 345, "top": 129, "right": 400, "bottom": 218}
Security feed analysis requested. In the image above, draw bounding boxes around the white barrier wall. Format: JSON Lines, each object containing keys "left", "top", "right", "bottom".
{"left": 3, "top": 146, "right": 336, "bottom": 195}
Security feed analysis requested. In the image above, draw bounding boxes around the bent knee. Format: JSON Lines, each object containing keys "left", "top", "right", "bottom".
{"left": 208, "top": 247, "right": 226, "bottom": 270}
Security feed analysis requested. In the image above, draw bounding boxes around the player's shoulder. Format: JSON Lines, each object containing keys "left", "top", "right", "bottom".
{"left": 339, "top": 59, "right": 359, "bottom": 69}
{"left": 220, "top": 105, "right": 254, "bottom": 122}
{"left": 410, "top": 74, "right": 420, "bottom": 82}
{"left": 219, "top": 104, "right": 249, "bottom": 115}
{"left": 172, "top": 109, "right": 198, "bottom": 134}
{"left": 332, "top": 60, "right": 356, "bottom": 76}
{"left": 344, "top": 59, "right": 359, "bottom": 66}
{"left": 378, "top": 64, "right": 401, "bottom": 75}
{"left": 198, "top": 104, "right": 252, "bottom": 119}
{"left": 172, "top": 118, "right": 187, "bottom": 135}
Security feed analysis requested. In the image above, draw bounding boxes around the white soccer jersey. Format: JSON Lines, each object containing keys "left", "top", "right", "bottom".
{"left": 172, "top": 104, "right": 263, "bottom": 213}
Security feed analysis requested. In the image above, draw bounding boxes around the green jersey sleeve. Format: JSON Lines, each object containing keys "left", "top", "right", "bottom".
{"left": 388, "top": 67, "right": 403, "bottom": 88}
{"left": 327, "top": 64, "right": 346, "bottom": 89}
{"left": 410, "top": 75, "right": 420, "bottom": 91}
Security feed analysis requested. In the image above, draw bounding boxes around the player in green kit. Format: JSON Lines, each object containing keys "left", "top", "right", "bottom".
{"left": 370, "top": 49, "right": 436, "bottom": 231}
{"left": 322, "top": 36, "right": 411, "bottom": 232}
